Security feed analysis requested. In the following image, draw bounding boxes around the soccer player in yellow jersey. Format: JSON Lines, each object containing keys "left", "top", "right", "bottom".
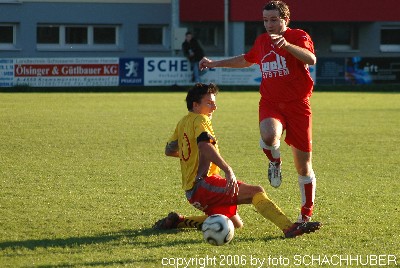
{"left": 154, "top": 83, "right": 321, "bottom": 238}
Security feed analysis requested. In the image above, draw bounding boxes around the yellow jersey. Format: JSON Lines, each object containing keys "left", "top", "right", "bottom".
{"left": 167, "top": 112, "right": 220, "bottom": 191}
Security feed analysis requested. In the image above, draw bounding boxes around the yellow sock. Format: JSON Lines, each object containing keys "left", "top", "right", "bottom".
{"left": 177, "top": 215, "right": 208, "bottom": 229}
{"left": 252, "top": 192, "right": 293, "bottom": 230}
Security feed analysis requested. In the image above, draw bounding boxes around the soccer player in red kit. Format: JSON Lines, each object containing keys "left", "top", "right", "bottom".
{"left": 199, "top": 0, "right": 318, "bottom": 223}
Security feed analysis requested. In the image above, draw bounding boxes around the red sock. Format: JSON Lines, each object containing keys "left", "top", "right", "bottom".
{"left": 262, "top": 148, "right": 280, "bottom": 163}
{"left": 301, "top": 182, "right": 314, "bottom": 218}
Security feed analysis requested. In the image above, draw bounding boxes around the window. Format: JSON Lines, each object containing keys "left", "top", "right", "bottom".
{"left": 66, "top": 26, "right": 87, "bottom": 44}
{"left": 137, "top": 24, "right": 169, "bottom": 51}
{"left": 37, "top": 25, "right": 59, "bottom": 44}
{"left": 245, "top": 22, "right": 265, "bottom": 49}
{"left": 191, "top": 23, "right": 224, "bottom": 53}
{"left": 0, "top": 25, "right": 14, "bottom": 43}
{"left": 380, "top": 27, "right": 400, "bottom": 52}
{"left": 193, "top": 27, "right": 217, "bottom": 47}
{"left": 93, "top": 27, "right": 116, "bottom": 44}
{"left": 36, "top": 24, "right": 119, "bottom": 50}
{"left": 330, "top": 24, "right": 358, "bottom": 52}
{"left": 0, "top": 24, "right": 16, "bottom": 49}
{"left": 138, "top": 25, "right": 164, "bottom": 45}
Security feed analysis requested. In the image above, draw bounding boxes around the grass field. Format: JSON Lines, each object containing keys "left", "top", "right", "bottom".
{"left": 0, "top": 91, "right": 399, "bottom": 268}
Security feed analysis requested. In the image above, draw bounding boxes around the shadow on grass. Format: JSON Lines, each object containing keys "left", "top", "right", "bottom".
{"left": 1, "top": 229, "right": 282, "bottom": 267}
{"left": 35, "top": 258, "right": 149, "bottom": 268}
{"left": 33, "top": 256, "right": 162, "bottom": 268}
{"left": 1, "top": 229, "right": 204, "bottom": 267}
{"left": 0, "top": 228, "right": 200, "bottom": 251}
{"left": 234, "top": 235, "right": 281, "bottom": 243}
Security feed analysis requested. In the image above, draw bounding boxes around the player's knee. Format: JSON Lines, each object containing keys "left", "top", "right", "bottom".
{"left": 249, "top": 185, "right": 265, "bottom": 198}
{"left": 234, "top": 221, "right": 244, "bottom": 229}
{"left": 230, "top": 215, "right": 244, "bottom": 229}
{"left": 261, "top": 135, "right": 276, "bottom": 147}
{"left": 254, "top": 185, "right": 264, "bottom": 193}
{"left": 297, "top": 166, "right": 312, "bottom": 176}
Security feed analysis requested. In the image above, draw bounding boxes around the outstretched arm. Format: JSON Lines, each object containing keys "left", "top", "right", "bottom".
{"left": 199, "top": 55, "right": 254, "bottom": 71}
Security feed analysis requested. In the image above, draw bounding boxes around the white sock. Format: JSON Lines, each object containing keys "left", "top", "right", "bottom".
{"left": 259, "top": 138, "right": 281, "bottom": 160}
{"left": 297, "top": 170, "right": 316, "bottom": 222}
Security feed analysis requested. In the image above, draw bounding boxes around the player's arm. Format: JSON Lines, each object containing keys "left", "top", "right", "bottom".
{"left": 197, "top": 141, "right": 231, "bottom": 175}
{"left": 284, "top": 43, "right": 316, "bottom": 65}
{"left": 165, "top": 140, "right": 179, "bottom": 157}
{"left": 270, "top": 34, "right": 316, "bottom": 65}
{"left": 199, "top": 55, "right": 253, "bottom": 71}
{"left": 197, "top": 134, "right": 238, "bottom": 197}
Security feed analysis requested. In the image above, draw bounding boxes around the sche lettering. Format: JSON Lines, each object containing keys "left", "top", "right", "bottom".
{"left": 147, "top": 59, "right": 190, "bottom": 72}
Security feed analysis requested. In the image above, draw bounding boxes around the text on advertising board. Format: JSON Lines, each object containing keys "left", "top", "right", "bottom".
{"left": 15, "top": 64, "right": 119, "bottom": 77}
{"left": 147, "top": 59, "right": 190, "bottom": 72}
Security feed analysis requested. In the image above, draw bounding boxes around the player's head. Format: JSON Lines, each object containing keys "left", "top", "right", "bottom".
{"left": 264, "top": 1, "right": 290, "bottom": 19}
{"left": 186, "top": 83, "right": 219, "bottom": 118}
{"left": 263, "top": 1, "right": 290, "bottom": 34}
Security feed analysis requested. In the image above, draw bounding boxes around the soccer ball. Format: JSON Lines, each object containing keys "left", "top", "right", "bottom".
{"left": 201, "top": 214, "right": 234, "bottom": 246}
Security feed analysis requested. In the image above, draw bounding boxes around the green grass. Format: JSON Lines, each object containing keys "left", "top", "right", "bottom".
{"left": 0, "top": 92, "right": 399, "bottom": 267}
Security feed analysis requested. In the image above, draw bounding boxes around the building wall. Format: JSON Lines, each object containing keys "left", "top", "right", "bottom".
{"left": 179, "top": 0, "right": 400, "bottom": 58}
{"left": 180, "top": 0, "right": 400, "bottom": 22}
{"left": 1, "top": 1, "right": 399, "bottom": 59}
{"left": 7, "top": 0, "right": 170, "bottom": 3}
{"left": 0, "top": 2, "right": 172, "bottom": 58}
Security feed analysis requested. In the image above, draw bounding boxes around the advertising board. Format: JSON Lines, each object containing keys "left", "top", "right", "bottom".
{"left": 11, "top": 58, "right": 119, "bottom": 87}
{"left": 1, "top": 56, "right": 398, "bottom": 88}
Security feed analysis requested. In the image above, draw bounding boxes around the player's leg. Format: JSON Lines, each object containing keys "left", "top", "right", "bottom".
{"left": 292, "top": 147, "right": 316, "bottom": 222}
{"left": 260, "top": 117, "right": 283, "bottom": 188}
{"left": 153, "top": 212, "right": 207, "bottom": 230}
{"left": 236, "top": 183, "right": 292, "bottom": 231}
{"left": 183, "top": 175, "right": 243, "bottom": 229}
{"left": 284, "top": 99, "right": 316, "bottom": 223}
{"left": 238, "top": 183, "right": 321, "bottom": 238}
{"left": 178, "top": 215, "right": 208, "bottom": 229}
{"left": 229, "top": 214, "right": 244, "bottom": 228}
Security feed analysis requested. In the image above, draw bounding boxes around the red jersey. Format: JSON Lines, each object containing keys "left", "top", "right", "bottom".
{"left": 244, "top": 28, "right": 315, "bottom": 102}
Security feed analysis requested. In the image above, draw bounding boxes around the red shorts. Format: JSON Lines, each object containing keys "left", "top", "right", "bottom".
{"left": 259, "top": 97, "right": 312, "bottom": 152}
{"left": 186, "top": 174, "right": 242, "bottom": 218}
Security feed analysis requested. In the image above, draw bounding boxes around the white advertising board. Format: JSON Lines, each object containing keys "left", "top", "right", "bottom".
{"left": 0, "top": 59, "right": 14, "bottom": 87}
{"left": 143, "top": 57, "right": 262, "bottom": 86}
{"left": 144, "top": 57, "right": 192, "bottom": 86}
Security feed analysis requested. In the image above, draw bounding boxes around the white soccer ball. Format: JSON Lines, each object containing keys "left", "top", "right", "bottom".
{"left": 201, "top": 214, "right": 234, "bottom": 246}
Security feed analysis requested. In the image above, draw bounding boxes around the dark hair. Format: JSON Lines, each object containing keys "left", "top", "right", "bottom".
{"left": 186, "top": 83, "right": 219, "bottom": 111}
{"left": 264, "top": 0, "right": 290, "bottom": 19}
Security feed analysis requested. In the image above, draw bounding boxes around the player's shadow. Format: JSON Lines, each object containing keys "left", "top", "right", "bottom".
{"left": 234, "top": 235, "right": 280, "bottom": 243}
{"left": 0, "top": 229, "right": 202, "bottom": 267}
{"left": 0, "top": 228, "right": 200, "bottom": 251}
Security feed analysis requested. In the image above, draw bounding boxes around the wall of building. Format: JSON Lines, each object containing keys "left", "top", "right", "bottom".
{"left": 180, "top": 0, "right": 400, "bottom": 22}
{"left": 1, "top": 1, "right": 399, "bottom": 61}
{"left": 7, "top": 0, "right": 170, "bottom": 3}
{"left": 0, "top": 2, "right": 172, "bottom": 58}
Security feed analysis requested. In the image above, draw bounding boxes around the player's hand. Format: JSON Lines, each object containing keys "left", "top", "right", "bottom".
{"left": 270, "top": 34, "right": 288, "bottom": 49}
{"left": 225, "top": 169, "right": 239, "bottom": 198}
{"left": 199, "top": 57, "right": 214, "bottom": 71}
